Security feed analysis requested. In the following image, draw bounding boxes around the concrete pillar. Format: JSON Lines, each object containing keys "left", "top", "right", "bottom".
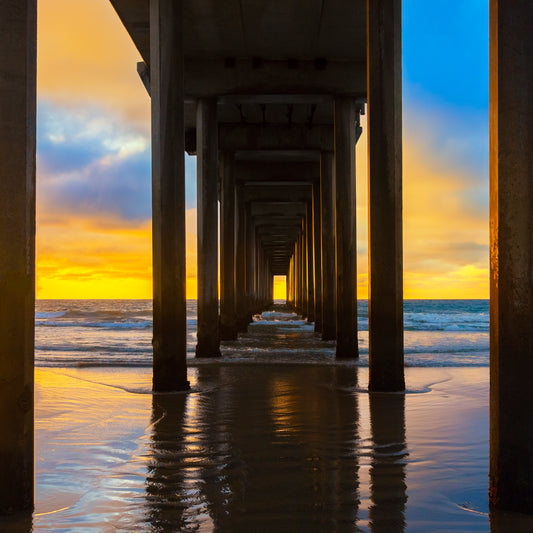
{"left": 219, "top": 151, "right": 237, "bottom": 340}
{"left": 367, "top": 0, "right": 404, "bottom": 391}
{"left": 321, "top": 151, "right": 337, "bottom": 340}
{"left": 313, "top": 181, "right": 323, "bottom": 333}
{"left": 245, "top": 206, "right": 255, "bottom": 321}
{"left": 301, "top": 225, "right": 308, "bottom": 318}
{"left": 291, "top": 253, "right": 296, "bottom": 307}
{"left": 489, "top": 0, "right": 533, "bottom": 513}
{"left": 291, "top": 254, "right": 296, "bottom": 307}
{"left": 195, "top": 98, "right": 221, "bottom": 357}
{"left": 235, "top": 185, "right": 248, "bottom": 331}
{"left": 0, "top": 0, "right": 36, "bottom": 514}
{"left": 150, "top": 0, "right": 189, "bottom": 390}
{"left": 334, "top": 96, "right": 358, "bottom": 359}
{"left": 286, "top": 257, "right": 292, "bottom": 305}
{"left": 306, "top": 201, "right": 315, "bottom": 322}
{"left": 297, "top": 234, "right": 304, "bottom": 315}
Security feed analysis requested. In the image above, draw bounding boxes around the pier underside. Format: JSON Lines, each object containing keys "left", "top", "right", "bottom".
{"left": 1, "top": 0, "right": 533, "bottom": 518}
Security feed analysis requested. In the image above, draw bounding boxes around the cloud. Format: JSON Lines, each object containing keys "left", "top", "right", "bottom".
{"left": 355, "top": 107, "right": 489, "bottom": 299}
{"left": 37, "top": 101, "right": 152, "bottom": 223}
{"left": 37, "top": 0, "right": 150, "bottom": 129}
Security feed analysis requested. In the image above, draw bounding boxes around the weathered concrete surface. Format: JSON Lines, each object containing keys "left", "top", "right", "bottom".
{"left": 111, "top": 0, "right": 367, "bottom": 97}
{"left": 367, "top": 0, "right": 404, "bottom": 392}
{"left": 220, "top": 152, "right": 238, "bottom": 340}
{"left": 489, "top": 0, "right": 533, "bottom": 514}
{"left": 150, "top": 0, "right": 189, "bottom": 391}
{"left": 196, "top": 98, "right": 221, "bottom": 357}
{"left": 334, "top": 97, "right": 358, "bottom": 359}
{"left": 320, "top": 152, "right": 336, "bottom": 341}
{"left": 0, "top": 0, "right": 36, "bottom": 514}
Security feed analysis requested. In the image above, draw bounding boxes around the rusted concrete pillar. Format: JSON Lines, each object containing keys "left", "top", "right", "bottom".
{"left": 195, "top": 98, "right": 221, "bottom": 357}
{"left": 334, "top": 97, "right": 358, "bottom": 359}
{"left": 0, "top": 0, "right": 36, "bottom": 514}
{"left": 489, "top": 0, "right": 533, "bottom": 513}
{"left": 150, "top": 0, "right": 189, "bottom": 390}
{"left": 313, "top": 181, "right": 323, "bottom": 332}
{"left": 306, "top": 201, "right": 315, "bottom": 322}
{"left": 367, "top": 0, "right": 404, "bottom": 391}
{"left": 220, "top": 151, "right": 237, "bottom": 340}
{"left": 235, "top": 185, "right": 248, "bottom": 332}
{"left": 321, "top": 151, "right": 337, "bottom": 340}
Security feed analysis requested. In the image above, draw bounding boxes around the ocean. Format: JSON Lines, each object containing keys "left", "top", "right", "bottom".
{"left": 35, "top": 299, "right": 489, "bottom": 368}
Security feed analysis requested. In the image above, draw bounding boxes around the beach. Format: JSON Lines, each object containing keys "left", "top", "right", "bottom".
{"left": 2, "top": 302, "right": 533, "bottom": 531}
{"left": 0, "top": 365, "right": 527, "bottom": 531}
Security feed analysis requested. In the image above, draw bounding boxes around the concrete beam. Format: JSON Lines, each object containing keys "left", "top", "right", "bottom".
{"left": 218, "top": 124, "right": 334, "bottom": 152}
{"left": 243, "top": 183, "right": 312, "bottom": 203}
{"left": 250, "top": 202, "right": 306, "bottom": 217}
{"left": 0, "top": 0, "right": 36, "bottom": 514}
{"left": 235, "top": 162, "right": 319, "bottom": 182}
{"left": 136, "top": 58, "right": 366, "bottom": 98}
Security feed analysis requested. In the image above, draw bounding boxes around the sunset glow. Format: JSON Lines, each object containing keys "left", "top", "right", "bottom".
{"left": 36, "top": 0, "right": 488, "bottom": 299}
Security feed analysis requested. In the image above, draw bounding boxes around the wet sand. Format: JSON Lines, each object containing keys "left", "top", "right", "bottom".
{"left": 0, "top": 365, "right": 530, "bottom": 532}
{"left": 3, "top": 307, "right": 533, "bottom": 532}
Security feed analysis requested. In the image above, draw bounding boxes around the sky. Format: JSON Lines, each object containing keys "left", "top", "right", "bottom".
{"left": 35, "top": 0, "right": 489, "bottom": 300}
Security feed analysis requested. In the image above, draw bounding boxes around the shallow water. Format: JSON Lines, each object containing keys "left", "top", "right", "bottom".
{"left": 0, "top": 365, "right": 520, "bottom": 532}
{"left": 34, "top": 299, "right": 489, "bottom": 368}
{"left": 4, "top": 304, "right": 533, "bottom": 531}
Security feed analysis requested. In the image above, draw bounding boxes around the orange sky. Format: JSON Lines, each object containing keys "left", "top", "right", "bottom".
{"left": 35, "top": 0, "right": 489, "bottom": 300}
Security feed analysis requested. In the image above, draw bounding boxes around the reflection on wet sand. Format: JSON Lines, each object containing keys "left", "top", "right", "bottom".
{"left": 369, "top": 393, "right": 407, "bottom": 532}
{"left": 145, "top": 365, "right": 362, "bottom": 532}
{"left": 145, "top": 392, "right": 190, "bottom": 531}
{"left": 15, "top": 345, "right": 533, "bottom": 530}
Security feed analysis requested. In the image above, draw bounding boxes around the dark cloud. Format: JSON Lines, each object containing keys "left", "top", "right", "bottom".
{"left": 37, "top": 100, "right": 199, "bottom": 222}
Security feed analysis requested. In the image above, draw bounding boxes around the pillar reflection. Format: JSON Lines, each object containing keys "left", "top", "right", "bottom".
{"left": 193, "top": 365, "right": 361, "bottom": 532}
{"left": 369, "top": 392, "right": 408, "bottom": 533}
{"left": 144, "top": 393, "right": 189, "bottom": 532}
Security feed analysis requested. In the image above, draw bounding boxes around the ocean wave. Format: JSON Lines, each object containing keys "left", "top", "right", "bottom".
{"left": 404, "top": 311, "right": 488, "bottom": 332}
{"left": 36, "top": 320, "right": 153, "bottom": 330}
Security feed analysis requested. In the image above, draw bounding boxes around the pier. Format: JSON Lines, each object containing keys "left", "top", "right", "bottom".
{"left": 1, "top": 0, "right": 533, "bottom": 518}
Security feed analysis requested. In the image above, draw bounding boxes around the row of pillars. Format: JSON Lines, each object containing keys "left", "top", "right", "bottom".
{"left": 1, "top": 0, "right": 533, "bottom": 517}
